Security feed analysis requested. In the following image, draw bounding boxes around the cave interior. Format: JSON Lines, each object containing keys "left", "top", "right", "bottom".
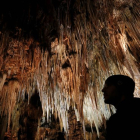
{"left": 0, "top": 0, "right": 140, "bottom": 139}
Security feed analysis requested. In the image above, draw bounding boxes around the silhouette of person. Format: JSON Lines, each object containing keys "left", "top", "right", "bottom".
{"left": 102, "top": 75, "right": 140, "bottom": 140}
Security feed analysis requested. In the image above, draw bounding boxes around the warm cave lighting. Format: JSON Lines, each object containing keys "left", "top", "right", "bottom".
{"left": 0, "top": 0, "right": 140, "bottom": 139}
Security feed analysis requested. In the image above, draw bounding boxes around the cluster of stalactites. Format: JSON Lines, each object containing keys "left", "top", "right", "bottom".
{"left": 0, "top": 0, "right": 140, "bottom": 138}
{"left": 0, "top": 32, "right": 140, "bottom": 138}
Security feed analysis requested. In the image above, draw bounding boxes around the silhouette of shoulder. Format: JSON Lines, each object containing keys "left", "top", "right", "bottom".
{"left": 106, "top": 97, "right": 140, "bottom": 140}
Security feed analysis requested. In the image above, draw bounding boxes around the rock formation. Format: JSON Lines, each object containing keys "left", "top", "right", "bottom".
{"left": 0, "top": 0, "right": 140, "bottom": 139}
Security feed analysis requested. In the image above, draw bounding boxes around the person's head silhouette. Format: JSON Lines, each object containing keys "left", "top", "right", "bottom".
{"left": 102, "top": 75, "right": 135, "bottom": 108}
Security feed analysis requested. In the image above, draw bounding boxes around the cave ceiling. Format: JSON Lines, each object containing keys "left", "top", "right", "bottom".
{"left": 0, "top": 0, "right": 140, "bottom": 139}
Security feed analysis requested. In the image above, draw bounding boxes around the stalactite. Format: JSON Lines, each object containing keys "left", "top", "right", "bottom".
{"left": 0, "top": 73, "right": 7, "bottom": 91}
{"left": 0, "top": 80, "right": 20, "bottom": 133}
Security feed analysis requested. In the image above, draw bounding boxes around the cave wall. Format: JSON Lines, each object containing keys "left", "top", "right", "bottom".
{"left": 0, "top": 0, "right": 140, "bottom": 139}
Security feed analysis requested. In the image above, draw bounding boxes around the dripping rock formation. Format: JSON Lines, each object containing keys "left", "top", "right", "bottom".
{"left": 0, "top": 0, "right": 140, "bottom": 139}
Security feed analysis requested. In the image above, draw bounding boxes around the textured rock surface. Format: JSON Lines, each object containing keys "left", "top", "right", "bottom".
{"left": 0, "top": 0, "right": 140, "bottom": 139}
